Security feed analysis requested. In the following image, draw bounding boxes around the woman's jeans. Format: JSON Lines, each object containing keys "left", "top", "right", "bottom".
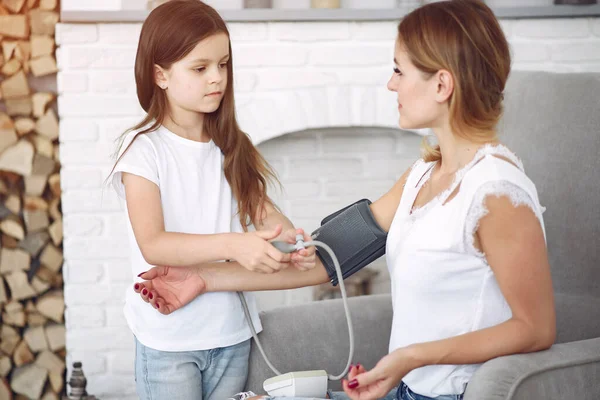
{"left": 134, "top": 337, "right": 250, "bottom": 400}
{"left": 268, "top": 381, "right": 464, "bottom": 400}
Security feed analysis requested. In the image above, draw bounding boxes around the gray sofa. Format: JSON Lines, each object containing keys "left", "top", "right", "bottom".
{"left": 246, "top": 71, "right": 600, "bottom": 399}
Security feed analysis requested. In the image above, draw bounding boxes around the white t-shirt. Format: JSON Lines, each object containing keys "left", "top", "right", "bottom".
{"left": 110, "top": 125, "right": 262, "bottom": 352}
{"left": 386, "top": 145, "right": 546, "bottom": 397}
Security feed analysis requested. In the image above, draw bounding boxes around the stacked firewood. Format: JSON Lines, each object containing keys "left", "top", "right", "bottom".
{"left": 0, "top": 0, "right": 65, "bottom": 399}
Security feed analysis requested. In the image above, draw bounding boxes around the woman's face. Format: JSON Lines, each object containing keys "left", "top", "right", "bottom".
{"left": 387, "top": 40, "right": 443, "bottom": 131}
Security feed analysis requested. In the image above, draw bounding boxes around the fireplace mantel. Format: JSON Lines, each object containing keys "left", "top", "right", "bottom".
{"left": 61, "top": 4, "right": 600, "bottom": 23}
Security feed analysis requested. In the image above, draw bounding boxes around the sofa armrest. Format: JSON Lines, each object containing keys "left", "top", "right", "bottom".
{"left": 245, "top": 294, "right": 393, "bottom": 393}
{"left": 464, "top": 337, "right": 600, "bottom": 400}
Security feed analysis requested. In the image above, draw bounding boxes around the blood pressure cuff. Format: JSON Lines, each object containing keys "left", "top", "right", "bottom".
{"left": 311, "top": 199, "right": 387, "bottom": 286}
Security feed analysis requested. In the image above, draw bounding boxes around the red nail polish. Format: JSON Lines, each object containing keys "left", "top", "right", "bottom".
{"left": 134, "top": 283, "right": 139, "bottom": 290}
{"left": 348, "top": 379, "right": 359, "bottom": 389}
{"left": 137, "top": 271, "right": 146, "bottom": 277}
{"left": 149, "top": 293, "right": 153, "bottom": 300}
{"left": 142, "top": 289, "right": 148, "bottom": 295}
{"left": 156, "top": 303, "right": 160, "bottom": 309}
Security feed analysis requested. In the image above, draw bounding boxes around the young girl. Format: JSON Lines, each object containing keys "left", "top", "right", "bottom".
{"left": 135, "top": 1, "right": 555, "bottom": 400}
{"left": 108, "top": 1, "right": 315, "bottom": 399}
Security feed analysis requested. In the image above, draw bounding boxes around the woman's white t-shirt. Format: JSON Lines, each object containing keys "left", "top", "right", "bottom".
{"left": 386, "top": 145, "right": 546, "bottom": 397}
{"left": 110, "top": 125, "right": 262, "bottom": 352}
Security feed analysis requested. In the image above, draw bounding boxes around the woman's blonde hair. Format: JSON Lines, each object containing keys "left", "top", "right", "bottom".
{"left": 398, "top": 0, "right": 511, "bottom": 162}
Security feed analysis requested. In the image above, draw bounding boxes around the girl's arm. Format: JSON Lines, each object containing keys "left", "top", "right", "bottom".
{"left": 136, "top": 166, "right": 416, "bottom": 313}
{"left": 344, "top": 195, "right": 555, "bottom": 399}
{"left": 123, "top": 172, "right": 289, "bottom": 272}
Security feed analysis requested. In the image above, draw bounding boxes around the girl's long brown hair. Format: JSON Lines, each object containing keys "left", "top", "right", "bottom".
{"left": 109, "top": 0, "right": 277, "bottom": 230}
{"left": 398, "top": 0, "right": 511, "bottom": 162}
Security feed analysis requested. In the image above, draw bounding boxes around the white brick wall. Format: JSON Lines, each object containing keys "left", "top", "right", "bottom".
{"left": 57, "top": 18, "right": 600, "bottom": 398}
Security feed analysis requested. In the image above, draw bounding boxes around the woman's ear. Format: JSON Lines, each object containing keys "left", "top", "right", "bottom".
{"left": 435, "top": 69, "right": 454, "bottom": 103}
{"left": 154, "top": 64, "right": 169, "bottom": 90}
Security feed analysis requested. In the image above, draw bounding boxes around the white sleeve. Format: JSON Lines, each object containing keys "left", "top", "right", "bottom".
{"left": 109, "top": 133, "right": 159, "bottom": 200}
{"left": 464, "top": 180, "right": 545, "bottom": 257}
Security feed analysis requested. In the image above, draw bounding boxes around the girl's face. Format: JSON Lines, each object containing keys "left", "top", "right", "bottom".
{"left": 387, "top": 40, "right": 445, "bottom": 131}
{"left": 156, "top": 32, "right": 230, "bottom": 115}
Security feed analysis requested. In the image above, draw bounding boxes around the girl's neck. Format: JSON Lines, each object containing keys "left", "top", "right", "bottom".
{"left": 162, "top": 109, "right": 210, "bottom": 143}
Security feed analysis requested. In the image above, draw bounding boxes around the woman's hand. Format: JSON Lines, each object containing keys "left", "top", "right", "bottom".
{"left": 279, "top": 228, "right": 317, "bottom": 271}
{"left": 134, "top": 266, "right": 207, "bottom": 315}
{"left": 342, "top": 347, "right": 420, "bottom": 400}
{"left": 230, "top": 224, "right": 292, "bottom": 273}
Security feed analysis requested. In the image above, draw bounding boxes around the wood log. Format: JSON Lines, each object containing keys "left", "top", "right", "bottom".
{"left": 30, "top": 276, "right": 50, "bottom": 296}
{"left": 48, "top": 173, "right": 59, "bottom": 197}
{"left": 10, "top": 363, "right": 47, "bottom": 400}
{"left": 44, "top": 324, "right": 64, "bottom": 351}
{"left": 35, "top": 108, "right": 58, "bottom": 140}
{"left": 38, "top": 0, "right": 55, "bottom": 11}
{"left": 2, "top": 308, "right": 26, "bottom": 327}
{"left": 31, "top": 92, "right": 52, "bottom": 118}
{"left": 29, "top": 34, "right": 52, "bottom": 58}
{"left": 48, "top": 218, "right": 61, "bottom": 246}
{"left": 14, "top": 117, "right": 35, "bottom": 135}
{"left": 2, "top": 233, "right": 19, "bottom": 248}
{"left": 0, "top": 276, "right": 6, "bottom": 304}
{"left": 23, "top": 325, "right": 49, "bottom": 352}
{"left": 35, "top": 350, "right": 63, "bottom": 374}
{"left": 24, "top": 175, "right": 46, "bottom": 196}
{"left": 0, "top": 248, "right": 30, "bottom": 274}
{"left": 34, "top": 264, "right": 52, "bottom": 282}
{"left": 0, "top": 15, "right": 28, "bottom": 39}
{"left": 0, "top": 140, "right": 34, "bottom": 176}
{"left": 23, "top": 209, "right": 49, "bottom": 233}
{"left": 5, "top": 97, "right": 32, "bottom": 117}
{"left": 4, "top": 194, "right": 20, "bottom": 215}
{"left": 28, "top": 9, "right": 58, "bottom": 36}
{"left": 39, "top": 243, "right": 61, "bottom": 272}
{"left": 2, "top": 0, "right": 27, "bottom": 13}
{"left": 26, "top": 0, "right": 37, "bottom": 8}
{"left": 0, "top": 70, "right": 29, "bottom": 99}
{"left": 23, "top": 195, "right": 47, "bottom": 211}
{"left": 0, "top": 216, "right": 25, "bottom": 240}
{"left": 33, "top": 135, "right": 53, "bottom": 158}
{"left": 0, "top": 356, "right": 11, "bottom": 378}
{"left": 15, "top": 40, "right": 30, "bottom": 62}
{"left": 1, "top": 58, "right": 21, "bottom": 75}
{"left": 36, "top": 291, "right": 63, "bottom": 322}
{"left": 19, "top": 230, "right": 49, "bottom": 256}
{"left": 0, "top": 379, "right": 10, "bottom": 400}
{"left": 1, "top": 41, "right": 17, "bottom": 61}
{"left": 26, "top": 310, "right": 48, "bottom": 325}
{"left": 48, "top": 371, "right": 62, "bottom": 393}
{"left": 0, "top": 324, "right": 20, "bottom": 354}
{"left": 48, "top": 197, "right": 59, "bottom": 221}
{"left": 31, "top": 154, "right": 55, "bottom": 176}
{"left": 29, "top": 55, "right": 56, "bottom": 76}
{"left": 12, "top": 340, "right": 33, "bottom": 367}
{"left": 5, "top": 271, "right": 36, "bottom": 301}
{"left": 0, "top": 114, "right": 18, "bottom": 155}
{"left": 42, "top": 390, "right": 59, "bottom": 400}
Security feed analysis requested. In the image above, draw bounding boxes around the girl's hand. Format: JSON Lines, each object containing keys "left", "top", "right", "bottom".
{"left": 134, "top": 266, "right": 207, "bottom": 315}
{"left": 279, "top": 228, "right": 317, "bottom": 271}
{"left": 342, "top": 348, "right": 419, "bottom": 400}
{"left": 231, "top": 224, "right": 292, "bottom": 273}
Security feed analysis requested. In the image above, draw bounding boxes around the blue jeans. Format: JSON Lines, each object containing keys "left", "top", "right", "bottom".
{"left": 267, "top": 381, "right": 463, "bottom": 400}
{"left": 134, "top": 337, "right": 250, "bottom": 400}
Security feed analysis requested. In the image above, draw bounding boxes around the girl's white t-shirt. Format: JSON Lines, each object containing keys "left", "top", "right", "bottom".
{"left": 110, "top": 125, "right": 262, "bottom": 352}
